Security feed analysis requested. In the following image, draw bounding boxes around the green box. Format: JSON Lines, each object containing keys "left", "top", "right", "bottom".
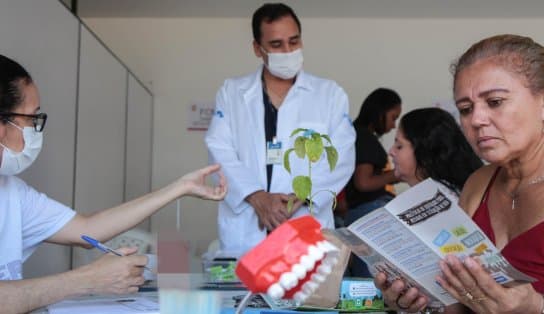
{"left": 339, "top": 278, "right": 384, "bottom": 310}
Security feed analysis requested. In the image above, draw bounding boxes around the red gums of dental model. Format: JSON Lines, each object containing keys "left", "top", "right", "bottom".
{"left": 235, "top": 216, "right": 325, "bottom": 299}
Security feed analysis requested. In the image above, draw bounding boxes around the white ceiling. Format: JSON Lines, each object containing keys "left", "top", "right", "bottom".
{"left": 72, "top": 0, "right": 544, "bottom": 19}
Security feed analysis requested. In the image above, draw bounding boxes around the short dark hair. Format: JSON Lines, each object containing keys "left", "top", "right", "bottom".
{"left": 252, "top": 3, "right": 301, "bottom": 44}
{"left": 400, "top": 107, "right": 483, "bottom": 194}
{"left": 353, "top": 88, "right": 401, "bottom": 136}
{"left": 0, "top": 55, "right": 33, "bottom": 118}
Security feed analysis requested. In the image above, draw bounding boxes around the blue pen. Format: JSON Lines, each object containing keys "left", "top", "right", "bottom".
{"left": 81, "top": 235, "right": 123, "bottom": 256}
{"left": 81, "top": 235, "right": 152, "bottom": 271}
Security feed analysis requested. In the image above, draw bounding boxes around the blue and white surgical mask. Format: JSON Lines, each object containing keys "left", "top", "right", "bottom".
{"left": 0, "top": 121, "right": 43, "bottom": 175}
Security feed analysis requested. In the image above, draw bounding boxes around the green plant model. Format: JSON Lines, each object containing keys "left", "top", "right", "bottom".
{"left": 283, "top": 128, "right": 339, "bottom": 213}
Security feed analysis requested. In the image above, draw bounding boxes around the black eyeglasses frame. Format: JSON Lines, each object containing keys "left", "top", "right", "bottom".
{"left": 0, "top": 112, "right": 48, "bottom": 132}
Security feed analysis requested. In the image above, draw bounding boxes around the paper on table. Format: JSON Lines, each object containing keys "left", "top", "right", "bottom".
{"left": 47, "top": 295, "right": 159, "bottom": 314}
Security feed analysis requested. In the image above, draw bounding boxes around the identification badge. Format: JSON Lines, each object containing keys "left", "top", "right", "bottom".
{"left": 266, "top": 138, "right": 283, "bottom": 165}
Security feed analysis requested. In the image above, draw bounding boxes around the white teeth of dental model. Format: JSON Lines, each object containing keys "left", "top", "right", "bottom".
{"left": 299, "top": 254, "right": 316, "bottom": 271}
{"left": 267, "top": 283, "right": 285, "bottom": 300}
{"left": 291, "top": 263, "right": 307, "bottom": 280}
{"left": 316, "top": 264, "right": 332, "bottom": 276}
{"left": 293, "top": 291, "right": 309, "bottom": 303}
{"left": 307, "top": 244, "right": 325, "bottom": 261}
{"left": 311, "top": 273, "right": 325, "bottom": 283}
{"left": 322, "top": 254, "right": 338, "bottom": 267}
{"left": 318, "top": 240, "right": 339, "bottom": 253}
{"left": 266, "top": 240, "right": 341, "bottom": 302}
{"left": 302, "top": 281, "right": 319, "bottom": 294}
{"left": 279, "top": 272, "right": 298, "bottom": 290}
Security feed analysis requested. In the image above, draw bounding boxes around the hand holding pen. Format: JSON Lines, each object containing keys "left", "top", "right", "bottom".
{"left": 76, "top": 237, "right": 148, "bottom": 295}
{"left": 81, "top": 235, "right": 152, "bottom": 271}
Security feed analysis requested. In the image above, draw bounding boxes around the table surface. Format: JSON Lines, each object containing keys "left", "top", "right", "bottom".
{"left": 30, "top": 273, "right": 389, "bottom": 314}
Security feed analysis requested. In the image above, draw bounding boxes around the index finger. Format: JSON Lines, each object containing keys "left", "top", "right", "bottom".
{"left": 277, "top": 194, "right": 292, "bottom": 202}
{"left": 463, "top": 257, "right": 507, "bottom": 299}
{"left": 126, "top": 253, "right": 148, "bottom": 267}
{"left": 116, "top": 246, "right": 139, "bottom": 256}
{"left": 201, "top": 163, "right": 221, "bottom": 176}
{"left": 374, "top": 272, "right": 389, "bottom": 290}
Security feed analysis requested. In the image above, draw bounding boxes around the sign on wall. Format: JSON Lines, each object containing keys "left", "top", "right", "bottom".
{"left": 187, "top": 102, "right": 215, "bottom": 131}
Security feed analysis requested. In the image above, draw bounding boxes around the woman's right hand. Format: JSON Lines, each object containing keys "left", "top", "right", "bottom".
{"left": 77, "top": 247, "right": 147, "bottom": 295}
{"left": 374, "top": 271, "right": 429, "bottom": 312}
{"left": 175, "top": 164, "right": 227, "bottom": 201}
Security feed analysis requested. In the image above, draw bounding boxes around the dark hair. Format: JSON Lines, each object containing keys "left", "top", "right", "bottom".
{"left": 451, "top": 34, "right": 544, "bottom": 95}
{"left": 252, "top": 3, "right": 301, "bottom": 44}
{"left": 0, "top": 55, "right": 33, "bottom": 120}
{"left": 400, "top": 107, "right": 483, "bottom": 194}
{"left": 353, "top": 88, "right": 401, "bottom": 136}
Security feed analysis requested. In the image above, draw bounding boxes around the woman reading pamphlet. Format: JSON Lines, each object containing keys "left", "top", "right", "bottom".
{"left": 375, "top": 34, "right": 544, "bottom": 314}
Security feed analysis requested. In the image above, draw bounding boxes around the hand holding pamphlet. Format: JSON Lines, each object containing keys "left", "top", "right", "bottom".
{"left": 334, "top": 179, "right": 535, "bottom": 308}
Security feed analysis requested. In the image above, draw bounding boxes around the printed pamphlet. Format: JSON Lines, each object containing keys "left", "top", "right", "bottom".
{"left": 333, "top": 179, "right": 535, "bottom": 307}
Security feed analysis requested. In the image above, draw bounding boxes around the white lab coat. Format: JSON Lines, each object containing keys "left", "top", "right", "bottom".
{"left": 205, "top": 66, "right": 355, "bottom": 256}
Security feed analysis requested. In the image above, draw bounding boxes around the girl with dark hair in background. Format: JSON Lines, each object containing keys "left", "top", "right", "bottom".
{"left": 345, "top": 88, "right": 402, "bottom": 223}
{"left": 389, "top": 107, "right": 483, "bottom": 198}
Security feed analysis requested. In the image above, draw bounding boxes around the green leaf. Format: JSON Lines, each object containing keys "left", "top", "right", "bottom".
{"left": 293, "top": 175, "right": 311, "bottom": 201}
{"left": 290, "top": 128, "right": 307, "bottom": 137}
{"left": 305, "top": 135, "right": 324, "bottom": 162}
{"left": 331, "top": 191, "right": 337, "bottom": 209}
{"left": 283, "top": 148, "right": 294, "bottom": 173}
{"left": 320, "top": 134, "right": 332, "bottom": 145}
{"left": 294, "top": 136, "right": 306, "bottom": 158}
{"left": 287, "top": 197, "right": 294, "bottom": 214}
{"left": 325, "top": 146, "right": 338, "bottom": 171}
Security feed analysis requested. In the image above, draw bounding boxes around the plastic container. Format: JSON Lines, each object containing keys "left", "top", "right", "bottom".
{"left": 201, "top": 249, "right": 243, "bottom": 283}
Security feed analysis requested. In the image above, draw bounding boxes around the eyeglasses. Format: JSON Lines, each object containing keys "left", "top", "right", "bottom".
{"left": 1, "top": 112, "right": 48, "bottom": 132}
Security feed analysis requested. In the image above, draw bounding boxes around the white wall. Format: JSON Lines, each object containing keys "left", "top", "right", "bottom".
{"left": 84, "top": 16, "right": 544, "bottom": 256}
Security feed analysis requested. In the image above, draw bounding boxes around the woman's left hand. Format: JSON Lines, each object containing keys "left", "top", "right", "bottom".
{"left": 177, "top": 164, "right": 227, "bottom": 200}
{"left": 437, "top": 255, "right": 542, "bottom": 314}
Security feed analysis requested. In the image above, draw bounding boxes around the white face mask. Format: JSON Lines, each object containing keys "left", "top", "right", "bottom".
{"left": 262, "top": 48, "right": 304, "bottom": 80}
{"left": 0, "top": 121, "right": 43, "bottom": 175}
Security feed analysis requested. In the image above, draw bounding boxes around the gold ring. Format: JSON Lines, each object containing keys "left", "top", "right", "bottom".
{"left": 464, "top": 292, "right": 474, "bottom": 300}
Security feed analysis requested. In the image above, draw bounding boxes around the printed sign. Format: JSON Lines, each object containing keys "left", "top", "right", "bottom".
{"left": 187, "top": 102, "right": 215, "bottom": 131}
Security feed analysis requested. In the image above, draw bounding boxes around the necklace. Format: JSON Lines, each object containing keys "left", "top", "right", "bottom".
{"left": 508, "top": 175, "right": 544, "bottom": 210}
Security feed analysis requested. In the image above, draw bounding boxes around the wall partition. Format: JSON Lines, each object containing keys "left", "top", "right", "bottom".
{"left": 0, "top": 0, "right": 154, "bottom": 277}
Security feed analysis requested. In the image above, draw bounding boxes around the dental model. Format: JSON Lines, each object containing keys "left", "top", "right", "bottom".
{"left": 235, "top": 216, "right": 339, "bottom": 304}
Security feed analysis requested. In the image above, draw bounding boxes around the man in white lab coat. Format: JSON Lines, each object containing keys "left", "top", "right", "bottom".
{"left": 205, "top": 3, "right": 355, "bottom": 255}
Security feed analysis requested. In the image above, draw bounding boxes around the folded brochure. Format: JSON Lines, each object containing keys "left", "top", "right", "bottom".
{"left": 333, "top": 178, "right": 535, "bottom": 307}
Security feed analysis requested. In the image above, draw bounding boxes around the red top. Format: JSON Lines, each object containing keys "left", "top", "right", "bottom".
{"left": 472, "top": 168, "right": 544, "bottom": 293}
